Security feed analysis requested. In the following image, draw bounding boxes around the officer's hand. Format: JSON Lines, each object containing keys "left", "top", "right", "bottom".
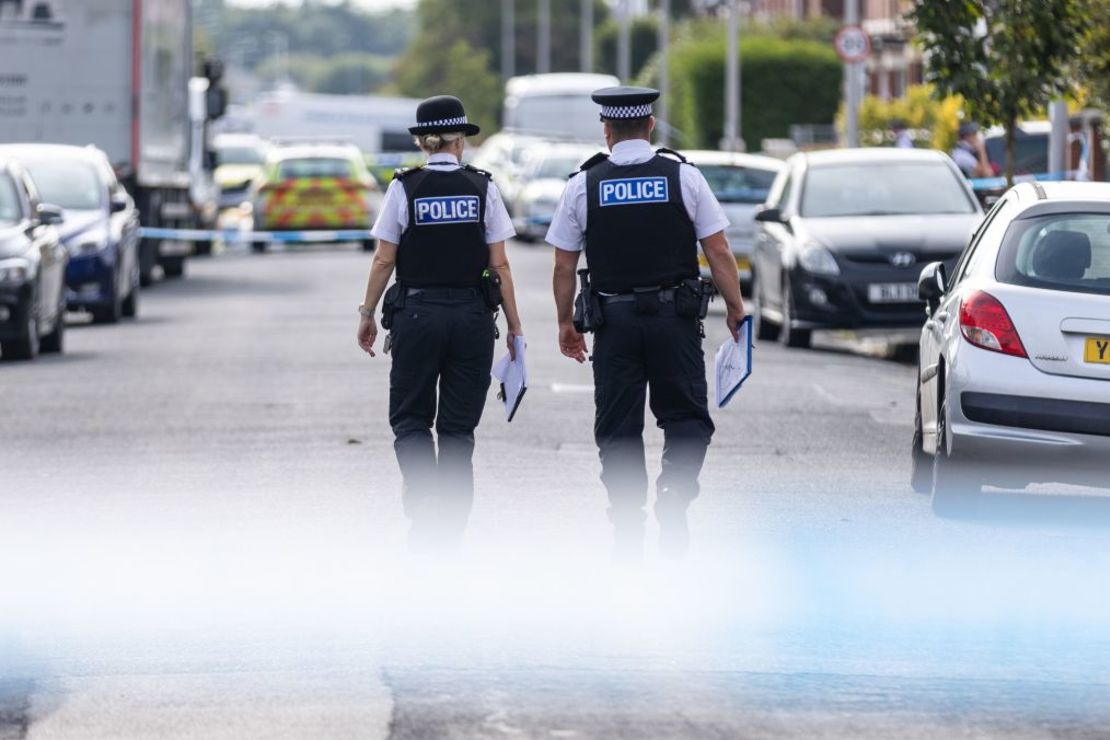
{"left": 507, "top": 328, "right": 523, "bottom": 361}
{"left": 726, "top": 307, "right": 746, "bottom": 343}
{"left": 559, "top": 322, "right": 587, "bottom": 363}
{"left": 357, "top": 315, "right": 378, "bottom": 357}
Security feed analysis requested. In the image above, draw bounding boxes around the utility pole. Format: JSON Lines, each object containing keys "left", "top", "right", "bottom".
{"left": 722, "top": 0, "right": 742, "bottom": 151}
{"left": 617, "top": 0, "right": 631, "bottom": 82}
{"left": 580, "top": 0, "right": 593, "bottom": 73}
{"left": 537, "top": 0, "right": 551, "bottom": 74}
{"left": 844, "top": 0, "right": 860, "bottom": 147}
{"left": 1048, "top": 98, "right": 1069, "bottom": 178}
{"left": 657, "top": 0, "right": 670, "bottom": 146}
{"left": 502, "top": 0, "right": 515, "bottom": 81}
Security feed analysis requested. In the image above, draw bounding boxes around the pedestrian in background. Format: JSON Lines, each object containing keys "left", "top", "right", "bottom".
{"left": 356, "top": 95, "right": 524, "bottom": 552}
{"left": 546, "top": 86, "right": 745, "bottom": 560}
{"left": 950, "top": 122, "right": 994, "bottom": 179}
{"left": 891, "top": 119, "right": 914, "bottom": 149}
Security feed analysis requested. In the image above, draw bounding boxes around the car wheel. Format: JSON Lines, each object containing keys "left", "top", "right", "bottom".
{"left": 193, "top": 240, "right": 213, "bottom": 257}
{"left": 361, "top": 239, "right": 376, "bottom": 252}
{"left": 139, "top": 240, "right": 157, "bottom": 287}
{"left": 1, "top": 308, "right": 39, "bottom": 361}
{"left": 751, "top": 270, "right": 780, "bottom": 342}
{"left": 931, "top": 404, "right": 980, "bottom": 515}
{"left": 92, "top": 278, "right": 122, "bottom": 324}
{"left": 780, "top": 279, "right": 812, "bottom": 349}
{"left": 121, "top": 280, "right": 139, "bottom": 318}
{"left": 910, "top": 386, "right": 932, "bottom": 494}
{"left": 162, "top": 257, "right": 185, "bottom": 278}
{"left": 252, "top": 241, "right": 268, "bottom": 254}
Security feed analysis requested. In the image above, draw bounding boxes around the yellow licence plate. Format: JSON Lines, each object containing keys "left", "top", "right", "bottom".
{"left": 697, "top": 255, "right": 751, "bottom": 272}
{"left": 1084, "top": 336, "right": 1110, "bottom": 364}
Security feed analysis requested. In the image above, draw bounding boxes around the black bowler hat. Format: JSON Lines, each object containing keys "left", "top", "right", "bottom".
{"left": 408, "top": 95, "right": 480, "bottom": 136}
{"left": 591, "top": 86, "right": 660, "bottom": 120}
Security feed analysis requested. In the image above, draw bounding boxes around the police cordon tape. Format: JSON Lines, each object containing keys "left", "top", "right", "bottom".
{"left": 138, "top": 227, "right": 375, "bottom": 243}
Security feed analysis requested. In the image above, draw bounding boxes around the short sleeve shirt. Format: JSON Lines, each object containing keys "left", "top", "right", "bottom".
{"left": 544, "top": 139, "right": 730, "bottom": 252}
{"left": 371, "top": 152, "right": 516, "bottom": 244}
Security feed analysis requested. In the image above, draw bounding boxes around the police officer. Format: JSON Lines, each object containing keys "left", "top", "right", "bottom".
{"left": 950, "top": 122, "right": 993, "bottom": 179}
{"left": 357, "top": 95, "right": 524, "bottom": 551}
{"left": 546, "top": 87, "right": 745, "bottom": 558}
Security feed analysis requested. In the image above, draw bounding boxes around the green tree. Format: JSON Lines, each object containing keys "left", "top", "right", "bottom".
{"left": 597, "top": 15, "right": 659, "bottom": 80}
{"left": 394, "top": 38, "right": 503, "bottom": 137}
{"left": 910, "top": 0, "right": 1089, "bottom": 185}
{"left": 1079, "top": 0, "right": 1110, "bottom": 111}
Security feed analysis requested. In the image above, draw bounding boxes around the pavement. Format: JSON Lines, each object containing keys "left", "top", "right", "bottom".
{"left": 2, "top": 240, "right": 1110, "bottom": 738}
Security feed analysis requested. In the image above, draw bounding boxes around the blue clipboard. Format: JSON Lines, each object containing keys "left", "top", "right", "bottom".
{"left": 715, "top": 315, "right": 753, "bottom": 408}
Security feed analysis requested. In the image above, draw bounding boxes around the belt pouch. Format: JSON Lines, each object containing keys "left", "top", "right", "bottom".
{"left": 674, "top": 280, "right": 701, "bottom": 318}
{"left": 634, "top": 288, "right": 659, "bottom": 315}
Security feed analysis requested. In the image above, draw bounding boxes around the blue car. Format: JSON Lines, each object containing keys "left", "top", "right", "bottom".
{"left": 0, "top": 144, "right": 140, "bottom": 323}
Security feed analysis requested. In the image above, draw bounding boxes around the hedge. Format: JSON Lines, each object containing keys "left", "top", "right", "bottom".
{"left": 665, "top": 32, "right": 842, "bottom": 151}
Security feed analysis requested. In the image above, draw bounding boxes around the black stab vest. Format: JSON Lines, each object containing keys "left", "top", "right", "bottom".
{"left": 397, "top": 166, "right": 489, "bottom": 288}
{"left": 584, "top": 153, "right": 699, "bottom": 293}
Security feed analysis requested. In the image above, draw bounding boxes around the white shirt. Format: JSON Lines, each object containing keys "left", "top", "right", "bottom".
{"left": 371, "top": 152, "right": 516, "bottom": 244}
{"left": 544, "top": 139, "right": 730, "bottom": 252}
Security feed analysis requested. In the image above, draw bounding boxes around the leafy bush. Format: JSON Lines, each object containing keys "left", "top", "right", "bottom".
{"left": 854, "top": 84, "right": 964, "bottom": 153}
{"left": 665, "top": 29, "right": 841, "bottom": 151}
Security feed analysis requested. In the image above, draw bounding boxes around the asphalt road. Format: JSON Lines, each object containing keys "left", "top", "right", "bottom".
{"left": 2, "top": 241, "right": 1110, "bottom": 739}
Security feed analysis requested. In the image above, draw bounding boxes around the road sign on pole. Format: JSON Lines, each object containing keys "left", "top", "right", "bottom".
{"left": 834, "top": 24, "right": 870, "bottom": 63}
{"left": 837, "top": 5, "right": 868, "bottom": 148}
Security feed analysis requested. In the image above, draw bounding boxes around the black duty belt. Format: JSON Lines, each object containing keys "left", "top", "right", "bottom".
{"left": 599, "top": 287, "right": 676, "bottom": 304}
{"left": 406, "top": 286, "right": 481, "bottom": 299}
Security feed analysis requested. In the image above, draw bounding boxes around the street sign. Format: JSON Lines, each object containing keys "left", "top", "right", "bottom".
{"left": 834, "top": 25, "right": 870, "bottom": 63}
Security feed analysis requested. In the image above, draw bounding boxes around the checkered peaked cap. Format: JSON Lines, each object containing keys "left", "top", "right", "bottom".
{"left": 591, "top": 86, "right": 659, "bottom": 120}
{"left": 409, "top": 95, "right": 481, "bottom": 136}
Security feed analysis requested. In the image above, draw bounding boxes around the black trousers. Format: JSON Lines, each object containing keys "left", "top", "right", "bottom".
{"left": 591, "top": 299, "right": 715, "bottom": 522}
{"left": 388, "top": 294, "right": 494, "bottom": 533}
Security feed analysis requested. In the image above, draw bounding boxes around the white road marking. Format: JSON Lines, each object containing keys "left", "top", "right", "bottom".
{"left": 550, "top": 383, "right": 594, "bottom": 394}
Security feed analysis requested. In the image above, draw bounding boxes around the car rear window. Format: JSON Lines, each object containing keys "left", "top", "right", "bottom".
{"left": 277, "top": 158, "right": 352, "bottom": 180}
{"left": 0, "top": 174, "right": 20, "bottom": 224}
{"left": 800, "top": 162, "right": 977, "bottom": 217}
{"left": 996, "top": 212, "right": 1110, "bottom": 296}
{"left": 699, "top": 164, "right": 778, "bottom": 204}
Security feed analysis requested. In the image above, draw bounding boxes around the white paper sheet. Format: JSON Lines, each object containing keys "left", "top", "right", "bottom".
{"left": 715, "top": 316, "right": 753, "bottom": 409}
{"left": 491, "top": 335, "right": 528, "bottom": 421}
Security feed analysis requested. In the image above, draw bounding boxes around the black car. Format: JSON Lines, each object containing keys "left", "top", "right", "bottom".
{"left": 0, "top": 160, "right": 67, "bottom": 360}
{"left": 751, "top": 148, "right": 983, "bottom": 348}
{"left": 0, "top": 144, "right": 141, "bottom": 323}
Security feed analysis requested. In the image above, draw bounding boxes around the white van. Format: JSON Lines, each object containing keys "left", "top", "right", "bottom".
{"left": 503, "top": 73, "right": 620, "bottom": 143}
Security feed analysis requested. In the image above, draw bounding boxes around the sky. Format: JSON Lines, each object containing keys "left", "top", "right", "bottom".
{"left": 227, "top": 0, "right": 417, "bottom": 9}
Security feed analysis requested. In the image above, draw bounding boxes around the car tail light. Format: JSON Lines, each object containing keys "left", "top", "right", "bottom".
{"left": 959, "top": 290, "right": 1027, "bottom": 358}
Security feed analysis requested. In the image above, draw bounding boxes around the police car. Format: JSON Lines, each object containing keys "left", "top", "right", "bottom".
{"left": 251, "top": 141, "right": 379, "bottom": 252}
{"left": 684, "top": 150, "right": 784, "bottom": 294}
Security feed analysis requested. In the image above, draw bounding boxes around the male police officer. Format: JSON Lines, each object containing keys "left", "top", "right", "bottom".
{"left": 357, "top": 95, "right": 524, "bottom": 552}
{"left": 546, "top": 87, "right": 745, "bottom": 557}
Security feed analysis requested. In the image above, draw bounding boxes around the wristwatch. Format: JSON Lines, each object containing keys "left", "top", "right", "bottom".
{"left": 358, "top": 305, "right": 373, "bottom": 318}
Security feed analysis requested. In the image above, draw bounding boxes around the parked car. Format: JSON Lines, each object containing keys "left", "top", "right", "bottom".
{"left": 685, "top": 150, "right": 784, "bottom": 293}
{"left": 251, "top": 141, "right": 379, "bottom": 253}
{"left": 0, "top": 159, "right": 67, "bottom": 360}
{"left": 469, "top": 132, "right": 547, "bottom": 215}
{"left": 510, "top": 143, "right": 599, "bottom": 241}
{"left": 751, "top": 148, "right": 983, "bottom": 348}
{"left": 213, "top": 133, "right": 269, "bottom": 209}
{"left": 0, "top": 144, "right": 141, "bottom": 323}
{"left": 912, "top": 181, "right": 1110, "bottom": 508}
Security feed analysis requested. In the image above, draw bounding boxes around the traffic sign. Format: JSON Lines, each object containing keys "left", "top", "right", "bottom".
{"left": 834, "top": 25, "right": 871, "bottom": 63}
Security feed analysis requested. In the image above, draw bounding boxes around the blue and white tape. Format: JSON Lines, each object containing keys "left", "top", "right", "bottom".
{"left": 139, "top": 227, "right": 374, "bottom": 243}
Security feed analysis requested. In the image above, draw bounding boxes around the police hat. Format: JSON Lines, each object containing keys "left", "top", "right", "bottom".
{"left": 591, "top": 86, "right": 659, "bottom": 121}
{"left": 408, "top": 95, "right": 480, "bottom": 137}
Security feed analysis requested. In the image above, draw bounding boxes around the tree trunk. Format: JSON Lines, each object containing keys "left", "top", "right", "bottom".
{"left": 1005, "top": 112, "right": 1017, "bottom": 189}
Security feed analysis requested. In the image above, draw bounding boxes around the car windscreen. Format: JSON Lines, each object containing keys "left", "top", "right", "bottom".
{"left": 800, "top": 162, "right": 976, "bottom": 218}
{"left": 995, "top": 212, "right": 1110, "bottom": 297}
{"left": 0, "top": 174, "right": 21, "bottom": 225}
{"left": 534, "top": 155, "right": 588, "bottom": 179}
{"left": 699, "top": 164, "right": 778, "bottom": 204}
{"left": 23, "top": 160, "right": 102, "bottom": 210}
{"left": 217, "top": 146, "right": 264, "bottom": 166}
{"left": 277, "top": 158, "right": 352, "bottom": 180}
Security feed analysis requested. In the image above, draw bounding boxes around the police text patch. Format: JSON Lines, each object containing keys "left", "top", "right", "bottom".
{"left": 599, "top": 177, "right": 668, "bottom": 207}
{"left": 414, "top": 195, "right": 481, "bottom": 225}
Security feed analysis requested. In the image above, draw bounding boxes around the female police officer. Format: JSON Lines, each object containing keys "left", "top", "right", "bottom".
{"left": 356, "top": 95, "right": 523, "bottom": 551}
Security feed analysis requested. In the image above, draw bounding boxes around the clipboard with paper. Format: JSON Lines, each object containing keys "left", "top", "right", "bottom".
{"left": 714, "top": 315, "right": 753, "bottom": 408}
{"left": 491, "top": 335, "right": 528, "bottom": 422}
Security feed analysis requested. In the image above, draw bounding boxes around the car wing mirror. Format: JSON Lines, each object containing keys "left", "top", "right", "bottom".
{"left": 918, "top": 261, "right": 947, "bottom": 312}
{"left": 36, "top": 203, "right": 65, "bottom": 226}
{"left": 754, "top": 207, "right": 783, "bottom": 223}
{"left": 109, "top": 192, "right": 129, "bottom": 213}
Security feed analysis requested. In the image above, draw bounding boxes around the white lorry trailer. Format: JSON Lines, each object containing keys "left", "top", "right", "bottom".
{"left": 0, "top": 0, "right": 222, "bottom": 283}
